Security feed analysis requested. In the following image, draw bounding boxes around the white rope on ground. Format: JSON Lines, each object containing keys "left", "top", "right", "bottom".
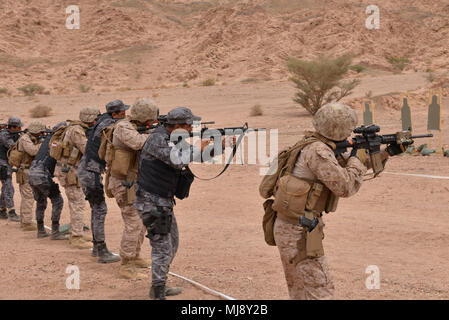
{"left": 383, "top": 171, "right": 449, "bottom": 180}
{"left": 147, "top": 266, "right": 236, "bottom": 300}
{"left": 39, "top": 222, "right": 235, "bottom": 300}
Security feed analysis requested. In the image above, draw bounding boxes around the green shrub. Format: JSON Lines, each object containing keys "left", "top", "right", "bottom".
{"left": 350, "top": 65, "right": 366, "bottom": 73}
{"left": 288, "top": 54, "right": 360, "bottom": 115}
{"left": 387, "top": 56, "right": 411, "bottom": 71}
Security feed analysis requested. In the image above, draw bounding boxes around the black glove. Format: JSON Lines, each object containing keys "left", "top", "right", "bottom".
{"left": 350, "top": 146, "right": 359, "bottom": 158}
{"left": 386, "top": 142, "right": 409, "bottom": 156}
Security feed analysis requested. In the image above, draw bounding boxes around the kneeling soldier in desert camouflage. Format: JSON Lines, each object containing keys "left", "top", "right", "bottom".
{"left": 104, "top": 98, "right": 159, "bottom": 279}
{"left": 15, "top": 120, "right": 47, "bottom": 231}
{"left": 266, "top": 102, "right": 406, "bottom": 300}
{"left": 53, "top": 107, "right": 99, "bottom": 249}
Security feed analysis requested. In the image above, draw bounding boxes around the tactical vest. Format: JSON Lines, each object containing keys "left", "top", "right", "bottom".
{"left": 58, "top": 120, "right": 90, "bottom": 167}
{"left": 105, "top": 121, "right": 140, "bottom": 180}
{"left": 137, "top": 127, "right": 180, "bottom": 198}
{"left": 84, "top": 113, "right": 116, "bottom": 171}
{"left": 33, "top": 134, "right": 57, "bottom": 176}
{"left": 137, "top": 157, "right": 180, "bottom": 198}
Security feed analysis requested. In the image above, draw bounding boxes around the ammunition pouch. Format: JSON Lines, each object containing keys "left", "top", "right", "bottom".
{"left": 291, "top": 211, "right": 325, "bottom": 265}
{"left": 66, "top": 167, "right": 80, "bottom": 187}
{"left": 8, "top": 145, "right": 23, "bottom": 168}
{"left": 16, "top": 168, "right": 28, "bottom": 185}
{"left": 304, "top": 212, "right": 324, "bottom": 258}
{"left": 175, "top": 167, "right": 194, "bottom": 200}
{"left": 111, "top": 148, "right": 134, "bottom": 178}
{"left": 273, "top": 174, "right": 339, "bottom": 224}
{"left": 262, "top": 199, "right": 277, "bottom": 246}
{"left": 67, "top": 147, "right": 81, "bottom": 166}
{"left": 0, "top": 165, "right": 8, "bottom": 181}
{"left": 104, "top": 168, "right": 114, "bottom": 198}
{"left": 121, "top": 180, "right": 136, "bottom": 205}
{"left": 143, "top": 207, "right": 172, "bottom": 235}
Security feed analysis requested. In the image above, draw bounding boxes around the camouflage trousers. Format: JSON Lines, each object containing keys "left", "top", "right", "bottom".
{"left": 273, "top": 218, "right": 334, "bottom": 300}
{"left": 55, "top": 167, "right": 86, "bottom": 236}
{"left": 137, "top": 202, "right": 178, "bottom": 287}
{"left": 19, "top": 181, "right": 35, "bottom": 225}
{"left": 63, "top": 185, "right": 86, "bottom": 237}
{"left": 77, "top": 162, "right": 107, "bottom": 242}
{"left": 0, "top": 173, "right": 14, "bottom": 209}
{"left": 108, "top": 176, "right": 146, "bottom": 259}
{"left": 31, "top": 182, "right": 63, "bottom": 223}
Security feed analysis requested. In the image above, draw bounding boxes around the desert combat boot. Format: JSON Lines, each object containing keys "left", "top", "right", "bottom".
{"left": 7, "top": 209, "right": 19, "bottom": 222}
{"left": 134, "top": 255, "right": 151, "bottom": 268}
{"left": 69, "top": 235, "right": 93, "bottom": 249}
{"left": 119, "top": 257, "right": 148, "bottom": 280}
{"left": 0, "top": 208, "right": 7, "bottom": 219}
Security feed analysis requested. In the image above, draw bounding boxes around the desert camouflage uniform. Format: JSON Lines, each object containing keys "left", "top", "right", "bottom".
{"left": 54, "top": 122, "right": 88, "bottom": 237}
{"left": 0, "top": 130, "right": 18, "bottom": 210}
{"left": 17, "top": 133, "right": 42, "bottom": 224}
{"left": 274, "top": 140, "right": 367, "bottom": 300}
{"left": 108, "top": 119, "right": 148, "bottom": 259}
{"left": 78, "top": 113, "right": 115, "bottom": 243}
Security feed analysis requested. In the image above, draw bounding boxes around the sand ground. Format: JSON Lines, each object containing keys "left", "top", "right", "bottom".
{"left": 0, "top": 73, "right": 448, "bottom": 299}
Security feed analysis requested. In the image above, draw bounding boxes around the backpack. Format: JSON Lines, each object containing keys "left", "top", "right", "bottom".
{"left": 7, "top": 142, "right": 23, "bottom": 168}
{"left": 98, "top": 125, "right": 115, "bottom": 164}
{"left": 259, "top": 137, "right": 318, "bottom": 199}
{"left": 49, "top": 124, "right": 68, "bottom": 160}
{"left": 259, "top": 134, "right": 322, "bottom": 246}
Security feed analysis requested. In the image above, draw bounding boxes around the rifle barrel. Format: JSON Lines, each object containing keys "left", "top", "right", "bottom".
{"left": 410, "top": 134, "right": 433, "bottom": 138}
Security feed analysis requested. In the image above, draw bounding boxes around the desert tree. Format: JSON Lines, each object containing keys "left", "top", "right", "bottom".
{"left": 287, "top": 54, "right": 360, "bottom": 115}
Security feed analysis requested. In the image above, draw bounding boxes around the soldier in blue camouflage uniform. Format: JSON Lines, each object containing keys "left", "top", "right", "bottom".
{"left": 0, "top": 117, "right": 22, "bottom": 222}
{"left": 77, "top": 100, "right": 127, "bottom": 263}
{"left": 135, "top": 107, "right": 230, "bottom": 300}
{"left": 28, "top": 122, "right": 67, "bottom": 240}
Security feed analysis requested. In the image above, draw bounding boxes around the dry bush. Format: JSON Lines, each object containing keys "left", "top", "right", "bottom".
{"left": 250, "top": 104, "right": 263, "bottom": 116}
{"left": 201, "top": 79, "right": 215, "bottom": 86}
{"left": 79, "top": 84, "right": 91, "bottom": 93}
{"left": 29, "top": 105, "right": 52, "bottom": 118}
{"left": 288, "top": 54, "right": 360, "bottom": 115}
{"left": 0, "top": 88, "right": 10, "bottom": 96}
{"left": 18, "top": 83, "right": 45, "bottom": 96}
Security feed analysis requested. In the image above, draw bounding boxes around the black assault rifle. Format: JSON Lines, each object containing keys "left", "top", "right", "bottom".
{"left": 334, "top": 125, "right": 433, "bottom": 176}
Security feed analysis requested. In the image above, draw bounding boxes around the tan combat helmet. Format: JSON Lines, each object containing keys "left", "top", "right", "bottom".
{"left": 312, "top": 102, "right": 358, "bottom": 141}
{"left": 27, "top": 120, "right": 46, "bottom": 135}
{"left": 130, "top": 98, "right": 159, "bottom": 123}
{"left": 79, "top": 107, "right": 100, "bottom": 123}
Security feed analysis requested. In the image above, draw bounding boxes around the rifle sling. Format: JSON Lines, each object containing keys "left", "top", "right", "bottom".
{"left": 189, "top": 130, "right": 246, "bottom": 181}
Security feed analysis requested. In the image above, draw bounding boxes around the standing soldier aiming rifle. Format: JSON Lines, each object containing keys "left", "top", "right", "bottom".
{"left": 135, "top": 106, "right": 232, "bottom": 300}
{"left": 51, "top": 107, "right": 99, "bottom": 249}
{"left": 102, "top": 98, "right": 159, "bottom": 279}
{"left": 0, "top": 117, "right": 22, "bottom": 222}
{"left": 77, "top": 100, "right": 128, "bottom": 263}
{"left": 260, "top": 102, "right": 411, "bottom": 300}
